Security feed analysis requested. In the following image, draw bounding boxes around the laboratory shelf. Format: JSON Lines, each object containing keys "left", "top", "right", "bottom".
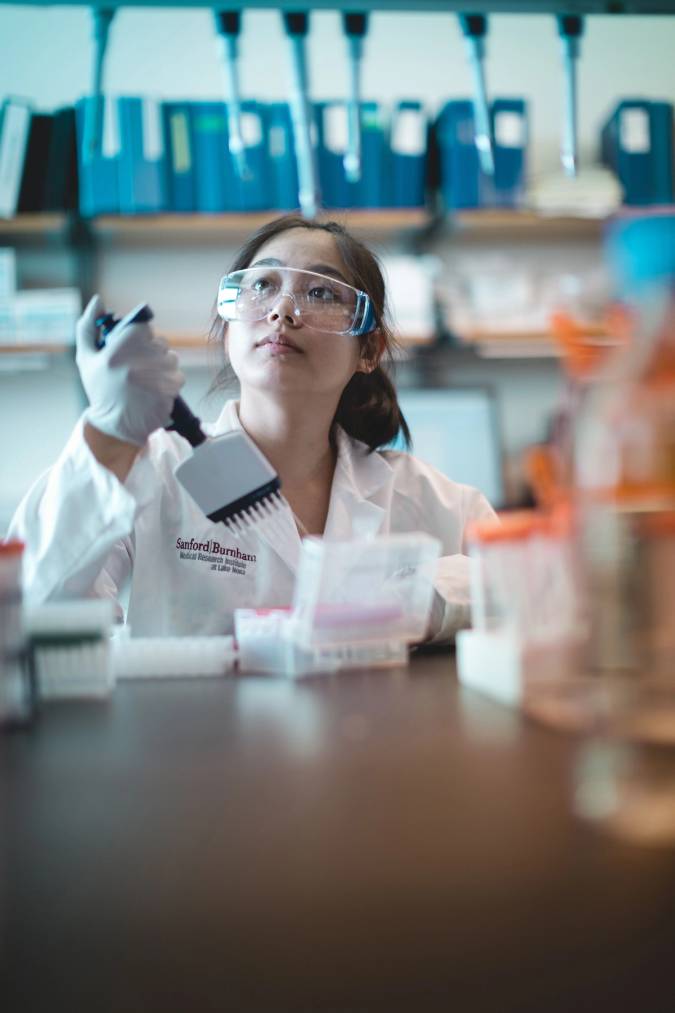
{"left": 0, "top": 209, "right": 621, "bottom": 242}
{"left": 0, "top": 209, "right": 431, "bottom": 243}
{"left": 450, "top": 210, "right": 608, "bottom": 237}
{"left": 0, "top": 214, "right": 71, "bottom": 237}
{"left": 0, "top": 343, "right": 71, "bottom": 355}
{"left": 462, "top": 334, "right": 561, "bottom": 358}
{"left": 0, "top": 344, "right": 74, "bottom": 375}
{"left": 92, "top": 208, "right": 430, "bottom": 236}
{"left": 0, "top": 333, "right": 562, "bottom": 362}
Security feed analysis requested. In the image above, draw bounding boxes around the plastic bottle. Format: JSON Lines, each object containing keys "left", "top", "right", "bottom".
{"left": 467, "top": 505, "right": 580, "bottom": 645}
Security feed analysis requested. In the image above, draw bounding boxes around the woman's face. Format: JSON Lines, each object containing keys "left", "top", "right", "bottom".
{"left": 225, "top": 228, "right": 369, "bottom": 400}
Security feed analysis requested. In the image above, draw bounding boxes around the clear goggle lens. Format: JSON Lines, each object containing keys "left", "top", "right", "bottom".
{"left": 217, "top": 266, "right": 374, "bottom": 336}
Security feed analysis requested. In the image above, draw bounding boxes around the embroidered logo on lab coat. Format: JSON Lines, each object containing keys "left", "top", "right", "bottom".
{"left": 175, "top": 537, "right": 256, "bottom": 576}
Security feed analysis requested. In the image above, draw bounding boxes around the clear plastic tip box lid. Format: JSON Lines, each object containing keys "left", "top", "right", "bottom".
{"left": 290, "top": 533, "right": 441, "bottom": 648}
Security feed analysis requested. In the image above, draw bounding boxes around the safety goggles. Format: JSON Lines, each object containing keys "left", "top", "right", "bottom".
{"left": 217, "top": 266, "right": 375, "bottom": 336}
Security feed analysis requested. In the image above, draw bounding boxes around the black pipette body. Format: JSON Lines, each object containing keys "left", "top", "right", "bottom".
{"left": 94, "top": 305, "right": 207, "bottom": 448}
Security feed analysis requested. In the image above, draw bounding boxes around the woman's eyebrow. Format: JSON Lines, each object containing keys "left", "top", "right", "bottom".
{"left": 250, "top": 257, "right": 350, "bottom": 285}
{"left": 250, "top": 257, "right": 283, "bottom": 268}
{"left": 308, "top": 263, "right": 350, "bottom": 284}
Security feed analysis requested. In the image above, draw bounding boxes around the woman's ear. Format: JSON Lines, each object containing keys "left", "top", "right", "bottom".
{"left": 357, "top": 329, "right": 384, "bottom": 374}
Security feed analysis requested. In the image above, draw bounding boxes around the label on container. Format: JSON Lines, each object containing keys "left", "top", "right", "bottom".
{"left": 620, "top": 108, "right": 650, "bottom": 154}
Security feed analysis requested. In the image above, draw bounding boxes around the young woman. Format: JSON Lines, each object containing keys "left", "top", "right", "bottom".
{"left": 9, "top": 214, "right": 495, "bottom": 641}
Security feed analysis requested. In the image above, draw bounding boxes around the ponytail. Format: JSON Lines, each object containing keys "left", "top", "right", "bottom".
{"left": 334, "top": 365, "right": 411, "bottom": 452}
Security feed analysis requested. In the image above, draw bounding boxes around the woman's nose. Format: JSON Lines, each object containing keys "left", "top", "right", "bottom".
{"left": 267, "top": 292, "right": 300, "bottom": 327}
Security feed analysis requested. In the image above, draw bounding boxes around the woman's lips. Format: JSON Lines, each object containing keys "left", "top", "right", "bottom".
{"left": 256, "top": 335, "right": 302, "bottom": 354}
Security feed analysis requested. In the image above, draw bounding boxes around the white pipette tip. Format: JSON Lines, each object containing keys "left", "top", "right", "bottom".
{"left": 343, "top": 152, "right": 362, "bottom": 184}
{"left": 562, "top": 153, "right": 578, "bottom": 178}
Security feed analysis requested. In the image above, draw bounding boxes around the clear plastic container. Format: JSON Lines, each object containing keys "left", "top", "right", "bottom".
{"left": 466, "top": 505, "right": 581, "bottom": 645}
{"left": 289, "top": 533, "right": 441, "bottom": 649}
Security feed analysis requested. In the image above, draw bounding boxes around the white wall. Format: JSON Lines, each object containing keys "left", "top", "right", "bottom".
{"left": 2, "top": 8, "right": 675, "bottom": 171}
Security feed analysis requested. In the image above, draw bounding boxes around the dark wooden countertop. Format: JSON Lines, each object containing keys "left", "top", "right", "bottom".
{"left": 2, "top": 650, "right": 675, "bottom": 1012}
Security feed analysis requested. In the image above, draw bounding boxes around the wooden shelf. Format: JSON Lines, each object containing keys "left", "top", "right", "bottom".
{"left": 0, "top": 209, "right": 617, "bottom": 243}
{"left": 451, "top": 210, "right": 608, "bottom": 236}
{"left": 0, "top": 335, "right": 560, "bottom": 363}
{"left": 167, "top": 334, "right": 211, "bottom": 350}
{"left": 458, "top": 331, "right": 561, "bottom": 358}
{"left": 0, "top": 343, "right": 72, "bottom": 355}
{"left": 0, "top": 213, "right": 71, "bottom": 236}
{"left": 93, "top": 207, "right": 430, "bottom": 236}
{"left": 0, "top": 208, "right": 427, "bottom": 234}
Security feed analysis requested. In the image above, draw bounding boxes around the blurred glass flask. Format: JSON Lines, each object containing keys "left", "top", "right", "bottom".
{"left": 571, "top": 213, "right": 675, "bottom": 846}
{"left": 574, "top": 212, "right": 675, "bottom": 682}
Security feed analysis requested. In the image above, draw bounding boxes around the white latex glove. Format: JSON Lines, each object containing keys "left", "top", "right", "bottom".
{"left": 76, "top": 295, "right": 185, "bottom": 447}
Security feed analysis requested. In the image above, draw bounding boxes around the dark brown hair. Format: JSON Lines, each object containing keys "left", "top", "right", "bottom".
{"left": 209, "top": 213, "right": 411, "bottom": 452}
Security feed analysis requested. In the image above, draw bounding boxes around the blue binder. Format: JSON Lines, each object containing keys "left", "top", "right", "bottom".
{"left": 436, "top": 100, "right": 480, "bottom": 209}
{"left": 190, "top": 101, "right": 232, "bottom": 213}
{"left": 227, "top": 100, "right": 269, "bottom": 212}
{"left": 75, "top": 97, "right": 120, "bottom": 216}
{"left": 266, "top": 102, "right": 299, "bottom": 211}
{"left": 162, "top": 101, "right": 196, "bottom": 212}
{"left": 483, "top": 98, "right": 527, "bottom": 209}
{"left": 316, "top": 101, "right": 352, "bottom": 209}
{"left": 436, "top": 98, "right": 527, "bottom": 210}
{"left": 358, "top": 102, "right": 387, "bottom": 208}
{"left": 390, "top": 100, "right": 428, "bottom": 208}
{"left": 17, "top": 112, "right": 53, "bottom": 213}
{"left": 601, "top": 99, "right": 674, "bottom": 206}
{"left": 43, "top": 107, "right": 78, "bottom": 212}
{"left": 117, "top": 97, "right": 166, "bottom": 214}
{"left": 648, "top": 102, "right": 674, "bottom": 204}
{"left": 316, "top": 100, "right": 387, "bottom": 209}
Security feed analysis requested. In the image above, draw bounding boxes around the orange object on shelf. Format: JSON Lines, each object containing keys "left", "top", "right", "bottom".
{"left": 549, "top": 306, "right": 631, "bottom": 380}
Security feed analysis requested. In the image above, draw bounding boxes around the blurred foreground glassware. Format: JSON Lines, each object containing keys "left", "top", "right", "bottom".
{"left": 574, "top": 212, "right": 675, "bottom": 680}
{"left": 0, "top": 540, "right": 34, "bottom": 729}
{"left": 570, "top": 212, "right": 675, "bottom": 843}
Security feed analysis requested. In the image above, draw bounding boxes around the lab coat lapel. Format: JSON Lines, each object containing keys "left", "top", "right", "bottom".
{"left": 207, "top": 400, "right": 302, "bottom": 575}
{"left": 324, "top": 429, "right": 390, "bottom": 540}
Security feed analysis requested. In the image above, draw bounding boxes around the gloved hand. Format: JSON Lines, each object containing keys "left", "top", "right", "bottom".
{"left": 76, "top": 294, "right": 185, "bottom": 447}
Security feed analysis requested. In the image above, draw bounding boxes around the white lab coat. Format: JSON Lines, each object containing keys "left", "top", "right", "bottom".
{"left": 9, "top": 400, "right": 496, "bottom": 642}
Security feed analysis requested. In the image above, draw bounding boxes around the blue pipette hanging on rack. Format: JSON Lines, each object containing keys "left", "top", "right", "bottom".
{"left": 342, "top": 11, "right": 369, "bottom": 185}
{"left": 282, "top": 10, "right": 321, "bottom": 219}
{"left": 82, "top": 7, "right": 116, "bottom": 163}
{"left": 213, "top": 9, "right": 252, "bottom": 183}
{"left": 457, "top": 12, "right": 494, "bottom": 178}
{"left": 556, "top": 13, "right": 584, "bottom": 178}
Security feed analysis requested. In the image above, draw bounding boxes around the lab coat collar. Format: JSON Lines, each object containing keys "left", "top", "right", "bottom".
{"left": 207, "top": 399, "right": 242, "bottom": 437}
{"left": 206, "top": 400, "right": 392, "bottom": 563}
{"left": 324, "top": 427, "right": 390, "bottom": 541}
{"left": 209, "top": 399, "right": 393, "bottom": 495}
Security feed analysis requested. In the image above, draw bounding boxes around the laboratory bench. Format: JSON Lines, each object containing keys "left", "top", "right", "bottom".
{"left": 2, "top": 650, "right": 675, "bottom": 1012}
